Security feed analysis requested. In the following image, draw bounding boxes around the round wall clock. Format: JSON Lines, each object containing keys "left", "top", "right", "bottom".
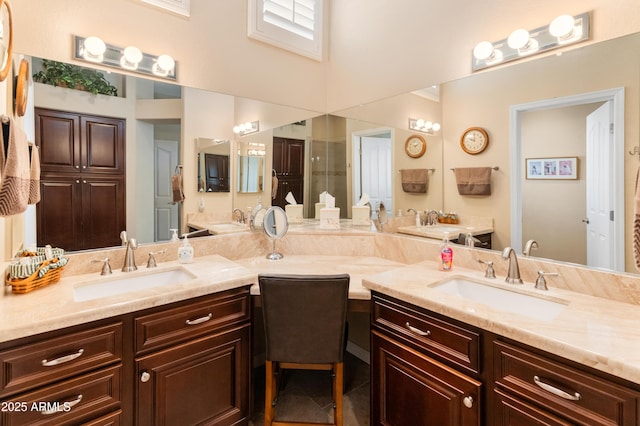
{"left": 15, "top": 58, "right": 28, "bottom": 116}
{"left": 0, "top": 0, "right": 13, "bottom": 82}
{"left": 460, "top": 127, "right": 489, "bottom": 155}
{"left": 405, "top": 134, "right": 427, "bottom": 158}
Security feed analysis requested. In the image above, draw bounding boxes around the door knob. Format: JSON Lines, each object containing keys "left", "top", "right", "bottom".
{"left": 582, "top": 218, "right": 590, "bottom": 224}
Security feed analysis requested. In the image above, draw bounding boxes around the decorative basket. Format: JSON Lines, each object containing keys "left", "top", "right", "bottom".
{"left": 5, "top": 248, "right": 68, "bottom": 294}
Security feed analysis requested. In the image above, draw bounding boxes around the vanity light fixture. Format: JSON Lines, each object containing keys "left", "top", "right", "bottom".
{"left": 74, "top": 35, "right": 177, "bottom": 80}
{"left": 409, "top": 118, "right": 440, "bottom": 134}
{"left": 233, "top": 120, "right": 260, "bottom": 136}
{"left": 472, "top": 11, "right": 589, "bottom": 71}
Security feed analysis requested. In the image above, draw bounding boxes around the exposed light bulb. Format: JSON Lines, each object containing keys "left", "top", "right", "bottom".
{"left": 120, "top": 46, "right": 143, "bottom": 70}
{"left": 416, "top": 119, "right": 425, "bottom": 128}
{"left": 424, "top": 121, "right": 433, "bottom": 130}
{"left": 153, "top": 54, "right": 175, "bottom": 76}
{"left": 432, "top": 123, "right": 441, "bottom": 132}
{"left": 549, "top": 14, "right": 575, "bottom": 39}
{"left": 473, "top": 41, "right": 495, "bottom": 60}
{"left": 508, "top": 29, "right": 530, "bottom": 50}
{"left": 82, "top": 36, "right": 106, "bottom": 62}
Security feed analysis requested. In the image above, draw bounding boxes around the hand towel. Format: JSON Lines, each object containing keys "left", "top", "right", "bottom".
{"left": 634, "top": 167, "right": 640, "bottom": 269}
{"left": 399, "top": 169, "right": 428, "bottom": 193}
{"left": 454, "top": 167, "right": 492, "bottom": 196}
{"left": 271, "top": 170, "right": 279, "bottom": 200}
{"left": 171, "top": 166, "right": 185, "bottom": 204}
{"left": 28, "top": 145, "right": 41, "bottom": 204}
{"left": 0, "top": 118, "right": 31, "bottom": 216}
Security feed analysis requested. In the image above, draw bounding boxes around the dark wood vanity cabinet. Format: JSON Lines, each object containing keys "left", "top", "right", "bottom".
{"left": 0, "top": 287, "right": 252, "bottom": 426}
{"left": 371, "top": 291, "right": 640, "bottom": 426}
{"left": 370, "top": 292, "right": 484, "bottom": 425}
{"left": 134, "top": 287, "right": 252, "bottom": 426}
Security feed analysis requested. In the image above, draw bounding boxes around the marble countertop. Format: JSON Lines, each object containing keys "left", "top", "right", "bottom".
{"left": 397, "top": 223, "right": 494, "bottom": 240}
{"left": 363, "top": 261, "right": 640, "bottom": 384}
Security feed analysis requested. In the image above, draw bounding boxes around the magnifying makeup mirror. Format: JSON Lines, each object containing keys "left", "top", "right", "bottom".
{"left": 263, "top": 206, "right": 288, "bottom": 260}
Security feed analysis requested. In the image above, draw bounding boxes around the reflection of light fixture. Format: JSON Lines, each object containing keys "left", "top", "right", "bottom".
{"left": 81, "top": 36, "right": 106, "bottom": 62}
{"left": 233, "top": 120, "right": 260, "bottom": 136}
{"left": 472, "top": 11, "right": 589, "bottom": 71}
{"left": 409, "top": 118, "right": 440, "bottom": 134}
{"left": 120, "top": 46, "right": 143, "bottom": 70}
{"left": 74, "top": 35, "right": 177, "bottom": 80}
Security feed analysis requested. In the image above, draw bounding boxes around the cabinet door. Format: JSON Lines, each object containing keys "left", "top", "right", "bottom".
{"left": 81, "top": 115, "right": 125, "bottom": 174}
{"left": 36, "top": 108, "right": 81, "bottom": 174}
{"left": 285, "top": 139, "right": 304, "bottom": 178}
{"left": 136, "top": 325, "right": 250, "bottom": 426}
{"left": 36, "top": 177, "right": 83, "bottom": 250}
{"left": 372, "top": 330, "right": 481, "bottom": 426}
{"left": 80, "top": 177, "right": 126, "bottom": 250}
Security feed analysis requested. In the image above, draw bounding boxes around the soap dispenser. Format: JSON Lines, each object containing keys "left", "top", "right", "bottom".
{"left": 439, "top": 233, "right": 453, "bottom": 271}
{"left": 178, "top": 235, "right": 194, "bottom": 263}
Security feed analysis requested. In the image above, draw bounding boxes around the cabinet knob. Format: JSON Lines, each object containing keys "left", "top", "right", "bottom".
{"left": 75, "top": 165, "right": 80, "bottom": 169}
{"left": 463, "top": 396, "right": 474, "bottom": 408}
{"left": 82, "top": 165, "right": 87, "bottom": 169}
{"left": 140, "top": 371, "right": 151, "bottom": 383}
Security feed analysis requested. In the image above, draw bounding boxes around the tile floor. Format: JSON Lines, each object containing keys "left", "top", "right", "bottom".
{"left": 250, "top": 352, "right": 371, "bottom": 425}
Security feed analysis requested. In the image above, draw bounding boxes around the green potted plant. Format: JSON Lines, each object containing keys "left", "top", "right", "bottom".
{"left": 33, "top": 59, "right": 118, "bottom": 96}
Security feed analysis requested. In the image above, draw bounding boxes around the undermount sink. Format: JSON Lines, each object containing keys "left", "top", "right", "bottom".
{"left": 208, "top": 222, "right": 248, "bottom": 235}
{"left": 73, "top": 267, "right": 197, "bottom": 302}
{"left": 430, "top": 277, "right": 568, "bottom": 321}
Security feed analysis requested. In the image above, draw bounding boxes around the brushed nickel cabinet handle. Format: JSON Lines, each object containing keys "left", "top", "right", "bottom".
{"left": 41, "top": 349, "right": 84, "bottom": 367}
{"left": 534, "top": 375, "right": 582, "bottom": 401}
{"left": 463, "top": 396, "right": 474, "bottom": 408}
{"left": 140, "top": 371, "right": 151, "bottom": 383}
{"left": 405, "top": 322, "right": 430, "bottom": 336}
{"left": 41, "top": 394, "right": 83, "bottom": 415}
{"left": 185, "top": 313, "right": 213, "bottom": 325}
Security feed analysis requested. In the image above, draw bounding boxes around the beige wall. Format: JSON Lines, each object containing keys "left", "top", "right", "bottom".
{"left": 441, "top": 34, "right": 639, "bottom": 270}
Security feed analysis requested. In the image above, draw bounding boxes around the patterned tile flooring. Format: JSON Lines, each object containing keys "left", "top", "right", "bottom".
{"left": 250, "top": 352, "right": 370, "bottom": 425}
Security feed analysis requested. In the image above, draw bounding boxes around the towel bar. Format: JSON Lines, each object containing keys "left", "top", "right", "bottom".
{"left": 450, "top": 166, "right": 499, "bottom": 171}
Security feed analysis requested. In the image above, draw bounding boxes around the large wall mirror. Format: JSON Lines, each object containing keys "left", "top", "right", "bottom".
{"left": 13, "top": 31, "right": 640, "bottom": 278}
{"left": 197, "top": 138, "right": 230, "bottom": 192}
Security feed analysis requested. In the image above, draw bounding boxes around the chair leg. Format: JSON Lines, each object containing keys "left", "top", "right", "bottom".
{"left": 265, "top": 360, "right": 275, "bottom": 426}
{"left": 333, "top": 362, "right": 344, "bottom": 426}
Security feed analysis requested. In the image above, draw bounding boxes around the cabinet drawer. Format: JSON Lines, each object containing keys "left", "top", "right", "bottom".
{"left": 135, "top": 288, "right": 250, "bottom": 354}
{"left": 0, "top": 323, "right": 123, "bottom": 397}
{"left": 0, "top": 365, "right": 121, "bottom": 426}
{"left": 494, "top": 341, "right": 640, "bottom": 426}
{"left": 494, "top": 387, "right": 573, "bottom": 426}
{"left": 372, "top": 293, "right": 480, "bottom": 374}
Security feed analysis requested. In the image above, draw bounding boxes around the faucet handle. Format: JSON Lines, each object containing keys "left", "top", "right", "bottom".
{"left": 91, "top": 258, "right": 112, "bottom": 275}
{"left": 535, "top": 270, "right": 559, "bottom": 290}
{"left": 477, "top": 259, "right": 496, "bottom": 279}
{"left": 146, "top": 249, "right": 167, "bottom": 268}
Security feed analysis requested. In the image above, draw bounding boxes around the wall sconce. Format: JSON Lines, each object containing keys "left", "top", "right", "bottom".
{"left": 409, "top": 118, "right": 440, "bottom": 134}
{"left": 472, "top": 11, "right": 589, "bottom": 71}
{"left": 233, "top": 120, "right": 260, "bottom": 136}
{"left": 74, "top": 35, "right": 177, "bottom": 80}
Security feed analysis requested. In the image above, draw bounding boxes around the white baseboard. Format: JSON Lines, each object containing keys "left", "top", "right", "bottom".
{"left": 346, "top": 341, "right": 370, "bottom": 365}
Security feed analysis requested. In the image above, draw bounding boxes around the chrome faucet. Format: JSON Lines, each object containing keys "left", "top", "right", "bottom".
{"left": 232, "top": 208, "right": 245, "bottom": 224}
{"left": 426, "top": 209, "right": 439, "bottom": 226}
{"left": 407, "top": 208, "right": 417, "bottom": 215}
{"left": 122, "top": 238, "right": 138, "bottom": 272}
{"left": 502, "top": 247, "right": 523, "bottom": 284}
{"left": 523, "top": 239, "right": 539, "bottom": 256}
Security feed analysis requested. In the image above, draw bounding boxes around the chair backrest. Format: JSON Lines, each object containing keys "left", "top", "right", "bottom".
{"left": 259, "top": 273, "right": 350, "bottom": 364}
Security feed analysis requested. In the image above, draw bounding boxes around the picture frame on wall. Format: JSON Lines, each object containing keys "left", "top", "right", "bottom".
{"left": 526, "top": 157, "right": 578, "bottom": 180}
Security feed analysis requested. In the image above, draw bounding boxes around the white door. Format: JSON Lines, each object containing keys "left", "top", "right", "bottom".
{"left": 586, "top": 101, "right": 613, "bottom": 269}
{"left": 154, "top": 140, "right": 180, "bottom": 241}
{"left": 358, "top": 135, "right": 393, "bottom": 217}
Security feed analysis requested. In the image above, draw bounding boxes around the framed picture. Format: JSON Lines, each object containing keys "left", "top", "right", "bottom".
{"left": 526, "top": 157, "right": 578, "bottom": 180}
{"left": 140, "top": 0, "right": 190, "bottom": 17}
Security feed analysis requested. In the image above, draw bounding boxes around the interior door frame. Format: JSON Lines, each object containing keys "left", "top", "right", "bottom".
{"left": 509, "top": 87, "right": 624, "bottom": 271}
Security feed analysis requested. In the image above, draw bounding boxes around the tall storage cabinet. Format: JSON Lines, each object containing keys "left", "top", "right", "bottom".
{"left": 271, "top": 137, "right": 304, "bottom": 209}
{"left": 35, "top": 108, "right": 126, "bottom": 251}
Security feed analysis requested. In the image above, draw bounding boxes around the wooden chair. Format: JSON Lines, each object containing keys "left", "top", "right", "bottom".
{"left": 258, "top": 273, "right": 350, "bottom": 426}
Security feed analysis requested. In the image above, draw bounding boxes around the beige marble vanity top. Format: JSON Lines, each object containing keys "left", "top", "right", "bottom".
{"left": 0, "top": 255, "right": 256, "bottom": 343}
{"left": 397, "top": 216, "right": 494, "bottom": 240}
{"left": 363, "top": 261, "right": 640, "bottom": 384}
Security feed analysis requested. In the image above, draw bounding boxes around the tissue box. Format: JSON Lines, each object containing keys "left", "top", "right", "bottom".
{"left": 352, "top": 205, "right": 370, "bottom": 226}
{"left": 315, "top": 202, "right": 326, "bottom": 219}
{"left": 285, "top": 204, "right": 304, "bottom": 224}
{"left": 319, "top": 208, "right": 340, "bottom": 230}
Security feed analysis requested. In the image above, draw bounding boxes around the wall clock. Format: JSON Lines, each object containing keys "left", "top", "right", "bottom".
{"left": 15, "top": 58, "right": 28, "bottom": 116}
{"left": 405, "top": 134, "right": 426, "bottom": 158}
{"left": 460, "top": 127, "right": 489, "bottom": 155}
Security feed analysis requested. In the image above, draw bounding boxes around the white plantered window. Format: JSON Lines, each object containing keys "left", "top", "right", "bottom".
{"left": 248, "top": 0, "right": 323, "bottom": 61}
